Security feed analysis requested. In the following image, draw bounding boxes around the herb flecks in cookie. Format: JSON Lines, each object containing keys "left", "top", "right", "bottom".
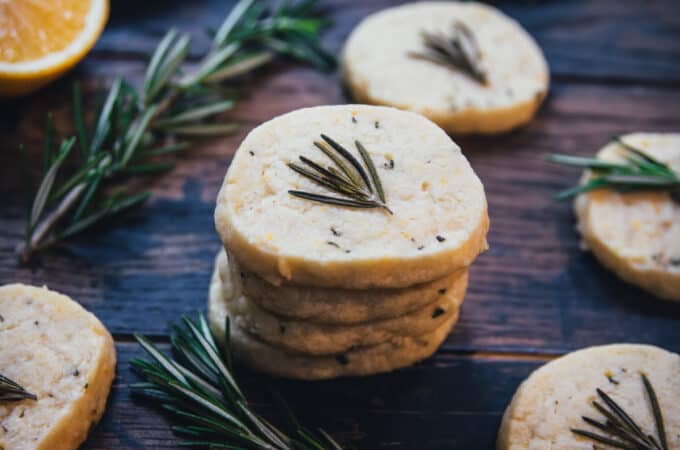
{"left": 409, "top": 21, "right": 487, "bottom": 85}
{"left": 571, "top": 373, "right": 668, "bottom": 450}
{"left": 288, "top": 134, "right": 392, "bottom": 214}
{"left": 549, "top": 137, "right": 680, "bottom": 203}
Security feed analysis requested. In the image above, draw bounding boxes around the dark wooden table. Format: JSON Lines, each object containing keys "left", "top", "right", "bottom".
{"left": 1, "top": 1, "right": 679, "bottom": 449}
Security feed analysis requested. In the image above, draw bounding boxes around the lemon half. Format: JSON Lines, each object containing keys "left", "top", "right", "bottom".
{"left": 0, "top": 0, "right": 109, "bottom": 96}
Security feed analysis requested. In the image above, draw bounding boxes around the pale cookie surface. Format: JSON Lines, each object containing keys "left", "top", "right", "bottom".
{"left": 0, "top": 284, "right": 116, "bottom": 450}
{"left": 208, "top": 273, "right": 457, "bottom": 380}
{"left": 497, "top": 344, "right": 680, "bottom": 450}
{"left": 574, "top": 133, "right": 680, "bottom": 301}
{"left": 220, "top": 249, "right": 467, "bottom": 325}
{"left": 215, "top": 105, "right": 488, "bottom": 288}
{"left": 214, "top": 253, "right": 466, "bottom": 355}
{"left": 342, "top": 2, "right": 549, "bottom": 134}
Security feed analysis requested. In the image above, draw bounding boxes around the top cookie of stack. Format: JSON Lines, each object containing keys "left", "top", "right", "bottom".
{"left": 213, "top": 104, "right": 488, "bottom": 378}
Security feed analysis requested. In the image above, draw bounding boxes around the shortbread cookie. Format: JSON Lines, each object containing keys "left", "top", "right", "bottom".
{"left": 0, "top": 284, "right": 116, "bottom": 450}
{"left": 497, "top": 344, "right": 680, "bottom": 450}
{"left": 213, "top": 255, "right": 466, "bottom": 355}
{"left": 208, "top": 277, "right": 457, "bottom": 379}
{"left": 342, "top": 2, "right": 549, "bottom": 134}
{"left": 574, "top": 133, "right": 680, "bottom": 301}
{"left": 215, "top": 104, "right": 489, "bottom": 289}
{"left": 219, "top": 249, "right": 467, "bottom": 325}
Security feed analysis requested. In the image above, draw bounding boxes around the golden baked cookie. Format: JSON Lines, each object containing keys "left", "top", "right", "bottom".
{"left": 208, "top": 271, "right": 457, "bottom": 380}
{"left": 213, "top": 253, "right": 466, "bottom": 355}
{"left": 219, "top": 249, "right": 467, "bottom": 325}
{"left": 497, "top": 344, "right": 680, "bottom": 450}
{"left": 214, "top": 104, "right": 489, "bottom": 289}
{"left": 574, "top": 133, "right": 680, "bottom": 301}
{"left": 342, "top": 2, "right": 549, "bottom": 134}
{"left": 0, "top": 284, "right": 116, "bottom": 450}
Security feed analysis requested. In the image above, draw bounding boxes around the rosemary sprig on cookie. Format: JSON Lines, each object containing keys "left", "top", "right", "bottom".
{"left": 548, "top": 137, "right": 680, "bottom": 202}
{"left": 571, "top": 373, "right": 668, "bottom": 450}
{"left": 288, "top": 134, "right": 392, "bottom": 213}
{"left": 409, "top": 21, "right": 487, "bottom": 84}
{"left": 132, "top": 314, "right": 344, "bottom": 450}
{"left": 0, "top": 373, "right": 37, "bottom": 402}
{"left": 18, "top": 0, "right": 335, "bottom": 263}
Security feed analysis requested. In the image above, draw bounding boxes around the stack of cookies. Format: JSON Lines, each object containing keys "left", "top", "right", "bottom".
{"left": 210, "top": 105, "right": 489, "bottom": 379}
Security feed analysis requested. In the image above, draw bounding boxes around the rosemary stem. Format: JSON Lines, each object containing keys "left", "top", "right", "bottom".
{"left": 18, "top": 183, "right": 87, "bottom": 263}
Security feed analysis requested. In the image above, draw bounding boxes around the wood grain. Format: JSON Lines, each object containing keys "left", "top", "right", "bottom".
{"left": 95, "top": 0, "right": 680, "bottom": 84}
{"left": 0, "top": 1, "right": 678, "bottom": 449}
{"left": 83, "top": 342, "right": 544, "bottom": 450}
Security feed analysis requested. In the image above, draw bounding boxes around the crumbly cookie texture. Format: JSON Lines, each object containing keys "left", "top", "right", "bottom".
{"left": 342, "top": 1, "right": 549, "bottom": 134}
{"left": 214, "top": 252, "right": 466, "bottom": 355}
{"left": 219, "top": 249, "right": 467, "bottom": 325}
{"left": 0, "top": 284, "right": 116, "bottom": 450}
{"left": 574, "top": 133, "right": 680, "bottom": 301}
{"left": 497, "top": 344, "right": 680, "bottom": 450}
{"left": 215, "top": 104, "right": 488, "bottom": 289}
{"left": 208, "top": 270, "right": 457, "bottom": 380}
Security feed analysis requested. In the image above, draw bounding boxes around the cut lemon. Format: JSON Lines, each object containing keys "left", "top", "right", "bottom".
{"left": 0, "top": 0, "right": 109, "bottom": 96}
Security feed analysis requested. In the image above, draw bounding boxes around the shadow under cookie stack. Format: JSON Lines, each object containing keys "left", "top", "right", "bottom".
{"left": 210, "top": 104, "right": 489, "bottom": 380}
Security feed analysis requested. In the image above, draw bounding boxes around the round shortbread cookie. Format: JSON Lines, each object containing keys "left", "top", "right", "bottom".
{"left": 213, "top": 253, "right": 466, "bottom": 355}
{"left": 219, "top": 249, "right": 468, "bottom": 325}
{"left": 214, "top": 104, "right": 489, "bottom": 289}
{"left": 497, "top": 344, "right": 680, "bottom": 450}
{"left": 342, "top": 2, "right": 549, "bottom": 134}
{"left": 0, "top": 284, "right": 116, "bottom": 450}
{"left": 574, "top": 133, "right": 680, "bottom": 301}
{"left": 208, "top": 276, "right": 458, "bottom": 379}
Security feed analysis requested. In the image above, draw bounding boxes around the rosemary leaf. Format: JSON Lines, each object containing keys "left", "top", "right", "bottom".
{"left": 30, "top": 137, "right": 76, "bottom": 228}
{"left": 133, "top": 314, "right": 345, "bottom": 449}
{"left": 155, "top": 100, "right": 235, "bottom": 127}
{"left": 163, "top": 123, "right": 239, "bottom": 136}
{"left": 355, "top": 140, "right": 385, "bottom": 203}
{"left": 410, "top": 21, "right": 487, "bottom": 84}
{"left": 571, "top": 374, "right": 669, "bottom": 450}
{"left": 549, "top": 137, "right": 680, "bottom": 202}
{"left": 321, "top": 134, "right": 372, "bottom": 192}
{"left": 0, "top": 373, "right": 37, "bottom": 402}
{"left": 19, "top": 0, "right": 335, "bottom": 262}
{"left": 642, "top": 374, "right": 668, "bottom": 450}
{"left": 288, "top": 135, "right": 392, "bottom": 214}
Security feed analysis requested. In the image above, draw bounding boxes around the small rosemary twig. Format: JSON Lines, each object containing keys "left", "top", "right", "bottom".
{"left": 0, "top": 373, "right": 37, "bottom": 402}
{"left": 548, "top": 137, "right": 680, "bottom": 203}
{"left": 571, "top": 373, "right": 668, "bottom": 450}
{"left": 287, "top": 134, "right": 392, "bottom": 214}
{"left": 409, "top": 21, "right": 487, "bottom": 84}
{"left": 132, "top": 314, "right": 345, "bottom": 450}
{"left": 18, "top": 0, "right": 335, "bottom": 263}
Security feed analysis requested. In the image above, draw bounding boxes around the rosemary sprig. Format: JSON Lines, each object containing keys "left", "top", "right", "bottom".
{"left": 548, "top": 137, "right": 680, "bottom": 203}
{"left": 571, "top": 373, "right": 668, "bottom": 450}
{"left": 132, "top": 314, "right": 345, "bottom": 450}
{"left": 18, "top": 0, "right": 335, "bottom": 263}
{"left": 409, "top": 21, "right": 487, "bottom": 84}
{"left": 0, "top": 373, "right": 37, "bottom": 402}
{"left": 287, "top": 134, "right": 392, "bottom": 214}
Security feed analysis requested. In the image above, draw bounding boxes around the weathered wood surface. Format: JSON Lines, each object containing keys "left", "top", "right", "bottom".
{"left": 83, "top": 343, "right": 543, "bottom": 450}
{"left": 0, "top": 1, "right": 679, "bottom": 449}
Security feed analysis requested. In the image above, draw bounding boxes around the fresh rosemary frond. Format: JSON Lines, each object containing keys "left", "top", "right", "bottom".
{"left": 132, "top": 314, "right": 345, "bottom": 450}
{"left": 409, "top": 21, "right": 487, "bottom": 84}
{"left": 18, "top": 0, "right": 335, "bottom": 263}
{"left": 0, "top": 373, "right": 37, "bottom": 402}
{"left": 288, "top": 134, "right": 392, "bottom": 214}
{"left": 548, "top": 137, "right": 680, "bottom": 202}
{"left": 571, "top": 373, "right": 668, "bottom": 450}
